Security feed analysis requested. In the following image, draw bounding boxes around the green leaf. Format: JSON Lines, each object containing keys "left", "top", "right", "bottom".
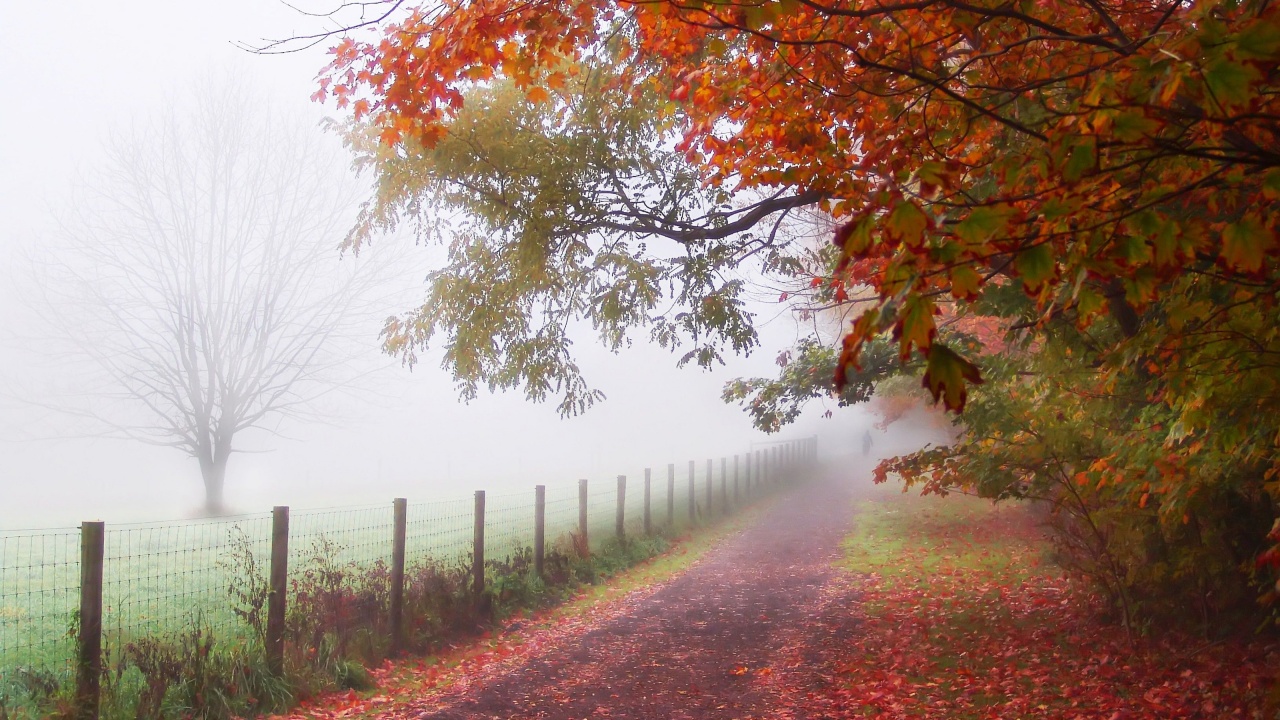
{"left": 1203, "top": 57, "right": 1259, "bottom": 109}
{"left": 1123, "top": 266, "right": 1159, "bottom": 305}
{"left": 1222, "top": 215, "right": 1273, "bottom": 273}
{"left": 896, "top": 294, "right": 937, "bottom": 360}
{"left": 886, "top": 201, "right": 929, "bottom": 248}
{"left": 949, "top": 265, "right": 983, "bottom": 300}
{"left": 1075, "top": 285, "right": 1106, "bottom": 323}
{"left": 743, "top": 2, "right": 777, "bottom": 29}
{"left": 931, "top": 239, "right": 961, "bottom": 264}
{"left": 1110, "top": 110, "right": 1159, "bottom": 142}
{"left": 1263, "top": 169, "right": 1280, "bottom": 200}
{"left": 921, "top": 343, "right": 983, "bottom": 412}
{"left": 954, "top": 205, "right": 1011, "bottom": 244}
{"left": 1119, "top": 236, "right": 1153, "bottom": 266}
{"left": 1014, "top": 243, "right": 1056, "bottom": 293}
{"left": 1062, "top": 135, "right": 1097, "bottom": 182}
{"left": 833, "top": 213, "right": 875, "bottom": 255}
{"left": 1236, "top": 20, "right": 1280, "bottom": 60}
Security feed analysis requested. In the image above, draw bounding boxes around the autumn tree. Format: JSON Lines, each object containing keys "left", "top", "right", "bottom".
{"left": 29, "top": 82, "right": 384, "bottom": 515}
{"left": 302, "top": 0, "right": 1280, "bottom": 626}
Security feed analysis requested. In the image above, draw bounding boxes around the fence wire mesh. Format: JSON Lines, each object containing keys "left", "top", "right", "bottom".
{"left": 542, "top": 484, "right": 579, "bottom": 554}
{"left": 623, "top": 470, "right": 647, "bottom": 537}
{"left": 586, "top": 479, "right": 618, "bottom": 550}
{"left": 485, "top": 491, "right": 534, "bottom": 564}
{"left": 291, "top": 505, "right": 393, "bottom": 568}
{"left": 0, "top": 528, "right": 79, "bottom": 676}
{"left": 101, "top": 514, "right": 272, "bottom": 650}
{"left": 405, "top": 496, "right": 473, "bottom": 570}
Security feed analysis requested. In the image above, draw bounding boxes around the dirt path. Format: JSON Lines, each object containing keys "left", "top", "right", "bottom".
{"left": 384, "top": 459, "right": 874, "bottom": 720}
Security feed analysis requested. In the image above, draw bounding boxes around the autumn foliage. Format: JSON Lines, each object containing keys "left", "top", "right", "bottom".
{"left": 316, "top": 0, "right": 1280, "bottom": 631}
{"left": 321, "top": 0, "right": 1280, "bottom": 394}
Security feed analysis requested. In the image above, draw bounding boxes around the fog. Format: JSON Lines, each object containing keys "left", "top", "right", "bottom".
{"left": 0, "top": 2, "right": 903, "bottom": 530}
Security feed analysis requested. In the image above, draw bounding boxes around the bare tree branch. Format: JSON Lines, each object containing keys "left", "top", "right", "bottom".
{"left": 16, "top": 78, "right": 394, "bottom": 515}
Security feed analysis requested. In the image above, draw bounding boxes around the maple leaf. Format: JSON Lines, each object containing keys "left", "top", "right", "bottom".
{"left": 921, "top": 344, "right": 983, "bottom": 412}
{"left": 949, "top": 265, "right": 983, "bottom": 301}
{"left": 885, "top": 201, "right": 929, "bottom": 248}
{"left": 895, "top": 294, "right": 937, "bottom": 360}
{"left": 526, "top": 86, "right": 552, "bottom": 104}
{"left": 1014, "top": 244, "right": 1056, "bottom": 295}
{"left": 1221, "top": 215, "right": 1274, "bottom": 273}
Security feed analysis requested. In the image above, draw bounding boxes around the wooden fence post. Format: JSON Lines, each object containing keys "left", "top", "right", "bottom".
{"left": 473, "top": 491, "right": 485, "bottom": 598}
{"left": 616, "top": 475, "right": 626, "bottom": 541}
{"left": 267, "top": 506, "right": 289, "bottom": 676}
{"left": 390, "top": 498, "right": 407, "bottom": 654}
{"left": 687, "top": 461, "right": 696, "bottom": 524}
{"left": 733, "top": 455, "right": 740, "bottom": 505}
{"left": 643, "top": 468, "right": 652, "bottom": 536}
{"left": 667, "top": 463, "right": 675, "bottom": 527}
{"left": 76, "top": 521, "right": 104, "bottom": 720}
{"left": 578, "top": 479, "right": 589, "bottom": 557}
{"left": 705, "top": 459, "right": 713, "bottom": 518}
{"left": 720, "top": 457, "right": 728, "bottom": 512}
{"left": 534, "top": 485, "right": 546, "bottom": 576}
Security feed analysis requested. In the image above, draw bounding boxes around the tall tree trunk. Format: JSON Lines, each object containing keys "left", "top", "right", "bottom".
{"left": 199, "top": 451, "right": 230, "bottom": 516}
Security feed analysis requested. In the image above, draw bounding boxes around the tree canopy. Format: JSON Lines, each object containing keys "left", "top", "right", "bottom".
{"left": 316, "top": 0, "right": 1280, "bottom": 628}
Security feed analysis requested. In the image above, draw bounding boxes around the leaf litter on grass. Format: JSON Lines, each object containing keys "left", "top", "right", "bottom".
{"left": 810, "top": 491, "right": 1278, "bottom": 719}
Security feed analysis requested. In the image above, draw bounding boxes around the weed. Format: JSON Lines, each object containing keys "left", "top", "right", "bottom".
{"left": 218, "top": 527, "right": 269, "bottom": 643}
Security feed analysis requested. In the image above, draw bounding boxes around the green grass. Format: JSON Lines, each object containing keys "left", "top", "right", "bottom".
{"left": 841, "top": 487, "right": 1049, "bottom": 587}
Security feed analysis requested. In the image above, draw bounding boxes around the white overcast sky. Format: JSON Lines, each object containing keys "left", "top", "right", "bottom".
{"left": 0, "top": 0, "right": 876, "bottom": 528}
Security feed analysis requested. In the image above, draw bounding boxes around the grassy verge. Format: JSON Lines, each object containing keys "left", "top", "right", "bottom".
{"left": 835, "top": 488, "right": 1274, "bottom": 718}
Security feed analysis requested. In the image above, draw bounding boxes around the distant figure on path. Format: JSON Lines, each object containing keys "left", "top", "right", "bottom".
{"left": 862, "top": 430, "right": 873, "bottom": 456}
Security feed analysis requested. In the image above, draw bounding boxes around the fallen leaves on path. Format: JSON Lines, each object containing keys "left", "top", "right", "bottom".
{"left": 272, "top": 563, "right": 702, "bottom": 719}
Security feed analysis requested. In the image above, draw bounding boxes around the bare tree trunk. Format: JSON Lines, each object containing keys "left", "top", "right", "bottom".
{"left": 199, "top": 452, "right": 230, "bottom": 516}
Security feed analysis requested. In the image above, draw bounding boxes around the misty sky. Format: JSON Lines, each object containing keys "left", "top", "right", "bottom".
{"left": 0, "top": 1, "right": 881, "bottom": 529}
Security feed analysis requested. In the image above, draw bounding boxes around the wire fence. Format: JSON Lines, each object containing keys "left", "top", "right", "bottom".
{"left": 405, "top": 496, "right": 474, "bottom": 569}
{"left": 0, "top": 438, "right": 816, "bottom": 709}
{"left": 102, "top": 513, "right": 273, "bottom": 650}
{"left": 0, "top": 528, "right": 79, "bottom": 672}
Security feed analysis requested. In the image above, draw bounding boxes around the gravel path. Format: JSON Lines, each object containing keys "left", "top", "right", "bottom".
{"left": 383, "top": 458, "right": 876, "bottom": 720}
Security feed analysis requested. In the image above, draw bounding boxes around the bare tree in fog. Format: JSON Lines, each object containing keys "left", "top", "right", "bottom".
{"left": 26, "top": 80, "right": 385, "bottom": 515}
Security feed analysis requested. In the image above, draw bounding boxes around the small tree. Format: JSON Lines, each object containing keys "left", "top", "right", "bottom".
{"left": 27, "top": 80, "right": 386, "bottom": 514}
